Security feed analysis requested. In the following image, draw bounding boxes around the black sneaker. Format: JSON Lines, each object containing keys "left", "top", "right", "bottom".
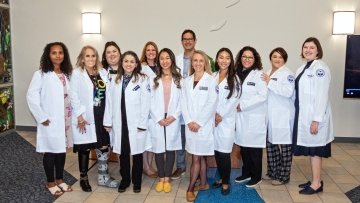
{"left": 133, "top": 185, "right": 141, "bottom": 193}
{"left": 235, "top": 176, "right": 251, "bottom": 183}
{"left": 245, "top": 179, "right": 262, "bottom": 188}
{"left": 118, "top": 181, "right": 130, "bottom": 193}
{"left": 171, "top": 168, "right": 186, "bottom": 180}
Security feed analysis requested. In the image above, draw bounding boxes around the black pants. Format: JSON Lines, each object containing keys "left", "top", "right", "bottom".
{"left": 240, "top": 146, "right": 262, "bottom": 182}
{"left": 119, "top": 153, "right": 143, "bottom": 186}
{"left": 214, "top": 150, "right": 231, "bottom": 184}
{"left": 43, "top": 152, "right": 66, "bottom": 182}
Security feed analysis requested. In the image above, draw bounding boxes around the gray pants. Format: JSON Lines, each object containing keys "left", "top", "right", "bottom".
{"left": 155, "top": 151, "right": 175, "bottom": 178}
{"left": 175, "top": 125, "right": 186, "bottom": 170}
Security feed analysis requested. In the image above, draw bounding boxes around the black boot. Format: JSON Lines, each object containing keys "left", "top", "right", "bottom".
{"left": 78, "top": 150, "right": 92, "bottom": 192}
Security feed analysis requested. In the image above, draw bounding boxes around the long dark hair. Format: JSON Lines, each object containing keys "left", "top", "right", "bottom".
{"left": 115, "top": 51, "right": 146, "bottom": 84}
{"left": 215, "top": 48, "right": 240, "bottom": 99}
{"left": 154, "top": 48, "right": 182, "bottom": 89}
{"left": 39, "top": 42, "right": 72, "bottom": 78}
{"left": 101, "top": 41, "right": 121, "bottom": 69}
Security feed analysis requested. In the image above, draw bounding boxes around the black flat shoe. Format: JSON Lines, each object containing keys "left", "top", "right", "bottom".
{"left": 212, "top": 180, "right": 222, "bottom": 189}
{"left": 221, "top": 185, "right": 230, "bottom": 196}
{"left": 299, "top": 184, "right": 323, "bottom": 195}
{"left": 298, "top": 181, "right": 323, "bottom": 188}
{"left": 133, "top": 185, "right": 141, "bottom": 193}
{"left": 298, "top": 181, "right": 311, "bottom": 188}
{"left": 118, "top": 181, "right": 130, "bottom": 193}
{"left": 80, "top": 177, "right": 92, "bottom": 192}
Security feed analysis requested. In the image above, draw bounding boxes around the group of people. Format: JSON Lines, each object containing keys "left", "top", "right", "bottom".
{"left": 26, "top": 29, "right": 333, "bottom": 201}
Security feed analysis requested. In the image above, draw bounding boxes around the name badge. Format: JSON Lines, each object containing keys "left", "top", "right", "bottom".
{"left": 247, "top": 82, "right": 255, "bottom": 86}
{"left": 199, "top": 86, "right": 208, "bottom": 91}
{"left": 133, "top": 85, "right": 140, "bottom": 91}
{"left": 271, "top": 78, "right": 277, "bottom": 81}
{"left": 224, "top": 86, "right": 229, "bottom": 90}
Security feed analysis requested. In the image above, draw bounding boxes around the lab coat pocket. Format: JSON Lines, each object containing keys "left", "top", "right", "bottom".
{"left": 272, "top": 109, "right": 290, "bottom": 128}
{"left": 248, "top": 114, "right": 266, "bottom": 133}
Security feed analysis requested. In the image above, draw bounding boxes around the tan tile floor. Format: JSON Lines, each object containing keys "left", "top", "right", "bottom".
{"left": 18, "top": 131, "right": 356, "bottom": 203}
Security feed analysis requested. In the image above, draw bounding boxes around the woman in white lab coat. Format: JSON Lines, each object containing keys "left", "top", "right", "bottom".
{"left": 71, "top": 45, "right": 118, "bottom": 192}
{"left": 261, "top": 47, "right": 294, "bottom": 186}
{"left": 182, "top": 50, "right": 218, "bottom": 202}
{"left": 294, "top": 37, "right": 333, "bottom": 195}
{"left": 103, "top": 51, "right": 151, "bottom": 193}
{"left": 150, "top": 48, "right": 182, "bottom": 193}
{"left": 234, "top": 46, "right": 268, "bottom": 188}
{"left": 27, "top": 42, "right": 73, "bottom": 196}
{"left": 140, "top": 41, "right": 159, "bottom": 178}
{"left": 212, "top": 48, "right": 241, "bottom": 195}
{"left": 101, "top": 41, "right": 121, "bottom": 82}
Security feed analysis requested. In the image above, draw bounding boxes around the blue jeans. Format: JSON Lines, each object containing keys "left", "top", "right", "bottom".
{"left": 175, "top": 125, "right": 186, "bottom": 170}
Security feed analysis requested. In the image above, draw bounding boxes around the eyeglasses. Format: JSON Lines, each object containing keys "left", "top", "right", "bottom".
{"left": 241, "top": 56, "right": 254, "bottom": 61}
{"left": 182, "top": 38, "right": 194, "bottom": 42}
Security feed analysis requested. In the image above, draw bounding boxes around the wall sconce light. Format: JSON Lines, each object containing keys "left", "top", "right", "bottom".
{"left": 332, "top": 11, "right": 355, "bottom": 35}
{"left": 82, "top": 12, "right": 101, "bottom": 34}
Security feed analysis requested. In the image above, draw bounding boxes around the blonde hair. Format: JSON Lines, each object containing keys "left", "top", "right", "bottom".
{"left": 76, "top": 45, "right": 102, "bottom": 72}
{"left": 190, "top": 50, "right": 212, "bottom": 75}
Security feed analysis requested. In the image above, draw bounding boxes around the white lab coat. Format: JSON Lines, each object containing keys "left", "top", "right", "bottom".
{"left": 141, "top": 64, "right": 157, "bottom": 80}
{"left": 182, "top": 72, "right": 218, "bottom": 155}
{"left": 27, "top": 70, "right": 70, "bottom": 153}
{"left": 176, "top": 53, "right": 191, "bottom": 78}
{"left": 295, "top": 59, "right": 333, "bottom": 146}
{"left": 213, "top": 72, "right": 240, "bottom": 153}
{"left": 149, "top": 78, "right": 182, "bottom": 153}
{"left": 267, "top": 66, "right": 295, "bottom": 144}
{"left": 235, "top": 69, "right": 268, "bottom": 148}
{"left": 70, "top": 68, "right": 108, "bottom": 145}
{"left": 103, "top": 75, "right": 151, "bottom": 155}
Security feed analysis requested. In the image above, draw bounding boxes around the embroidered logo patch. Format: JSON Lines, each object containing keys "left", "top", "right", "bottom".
{"left": 224, "top": 86, "right": 229, "bottom": 90}
{"left": 287, "top": 75, "right": 295, "bottom": 83}
{"left": 316, "top": 69, "right": 325, "bottom": 77}
{"left": 199, "top": 86, "right": 208, "bottom": 90}
{"left": 133, "top": 85, "right": 140, "bottom": 91}
{"left": 271, "top": 78, "right": 278, "bottom": 81}
{"left": 247, "top": 82, "right": 255, "bottom": 86}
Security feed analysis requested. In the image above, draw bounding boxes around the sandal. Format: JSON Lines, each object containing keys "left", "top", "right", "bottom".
{"left": 48, "top": 185, "right": 64, "bottom": 196}
{"left": 57, "top": 182, "right": 73, "bottom": 192}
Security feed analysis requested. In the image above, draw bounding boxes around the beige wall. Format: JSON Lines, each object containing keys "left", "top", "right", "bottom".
{"left": 11, "top": 0, "right": 360, "bottom": 137}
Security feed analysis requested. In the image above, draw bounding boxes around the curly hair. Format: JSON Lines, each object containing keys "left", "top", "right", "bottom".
{"left": 154, "top": 48, "right": 182, "bottom": 89}
{"left": 115, "top": 51, "right": 146, "bottom": 84}
{"left": 235, "top": 46, "right": 263, "bottom": 71}
{"left": 215, "top": 47, "right": 240, "bottom": 99}
{"left": 140, "top": 41, "right": 159, "bottom": 65}
{"left": 101, "top": 41, "right": 121, "bottom": 69}
{"left": 39, "top": 42, "right": 73, "bottom": 78}
{"left": 75, "top": 45, "right": 102, "bottom": 72}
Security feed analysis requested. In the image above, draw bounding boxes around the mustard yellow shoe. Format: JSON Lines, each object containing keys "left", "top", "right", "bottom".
{"left": 163, "top": 182, "right": 171, "bottom": 193}
{"left": 155, "top": 181, "right": 164, "bottom": 192}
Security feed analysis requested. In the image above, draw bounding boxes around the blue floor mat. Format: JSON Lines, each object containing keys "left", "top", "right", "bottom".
{"left": 195, "top": 168, "right": 264, "bottom": 203}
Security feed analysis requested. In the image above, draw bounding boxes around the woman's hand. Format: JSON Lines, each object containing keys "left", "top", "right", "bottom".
{"left": 77, "top": 115, "right": 88, "bottom": 134}
{"left": 215, "top": 113, "right": 222, "bottom": 127}
{"left": 104, "top": 126, "right": 112, "bottom": 132}
{"left": 159, "top": 116, "right": 176, "bottom": 126}
{"left": 236, "top": 104, "right": 241, "bottom": 112}
{"left": 310, "top": 121, "right": 319, "bottom": 135}
{"left": 41, "top": 119, "right": 50, "bottom": 126}
{"left": 261, "top": 73, "right": 270, "bottom": 85}
{"left": 188, "top": 121, "right": 200, "bottom": 132}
